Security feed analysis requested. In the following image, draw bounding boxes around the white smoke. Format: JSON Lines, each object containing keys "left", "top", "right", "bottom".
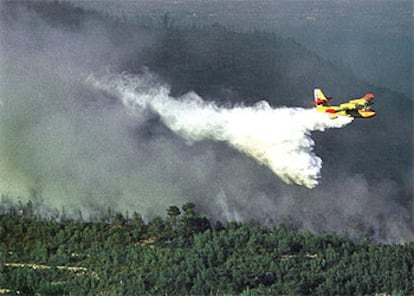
{"left": 88, "top": 71, "right": 353, "bottom": 188}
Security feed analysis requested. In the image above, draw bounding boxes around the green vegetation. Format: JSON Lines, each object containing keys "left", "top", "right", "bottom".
{"left": 1, "top": 2, "right": 413, "bottom": 294}
{"left": 0, "top": 201, "right": 413, "bottom": 295}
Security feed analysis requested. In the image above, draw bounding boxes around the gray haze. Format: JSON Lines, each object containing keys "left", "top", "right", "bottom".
{"left": 0, "top": 1, "right": 412, "bottom": 243}
{"left": 72, "top": 0, "right": 413, "bottom": 98}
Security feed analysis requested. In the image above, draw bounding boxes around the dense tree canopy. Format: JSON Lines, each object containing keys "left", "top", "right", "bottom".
{"left": 0, "top": 200, "right": 412, "bottom": 295}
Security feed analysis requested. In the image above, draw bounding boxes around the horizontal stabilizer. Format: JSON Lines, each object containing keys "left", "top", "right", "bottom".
{"left": 313, "top": 88, "right": 330, "bottom": 105}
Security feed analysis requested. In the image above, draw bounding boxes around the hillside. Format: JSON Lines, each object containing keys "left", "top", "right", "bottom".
{"left": 0, "top": 0, "right": 412, "bottom": 243}
{"left": 1, "top": 202, "right": 413, "bottom": 295}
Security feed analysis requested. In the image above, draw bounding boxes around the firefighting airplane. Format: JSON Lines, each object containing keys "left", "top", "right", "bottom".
{"left": 312, "top": 88, "right": 376, "bottom": 119}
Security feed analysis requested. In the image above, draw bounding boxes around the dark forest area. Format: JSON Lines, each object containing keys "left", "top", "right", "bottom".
{"left": 1, "top": 200, "right": 413, "bottom": 295}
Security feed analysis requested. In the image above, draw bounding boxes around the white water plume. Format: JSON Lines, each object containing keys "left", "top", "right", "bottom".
{"left": 88, "top": 72, "right": 353, "bottom": 188}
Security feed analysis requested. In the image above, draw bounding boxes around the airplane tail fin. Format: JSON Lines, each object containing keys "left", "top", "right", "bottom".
{"left": 312, "top": 88, "right": 331, "bottom": 106}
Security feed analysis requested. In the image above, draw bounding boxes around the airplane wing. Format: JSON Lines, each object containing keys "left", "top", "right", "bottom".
{"left": 339, "top": 93, "right": 375, "bottom": 110}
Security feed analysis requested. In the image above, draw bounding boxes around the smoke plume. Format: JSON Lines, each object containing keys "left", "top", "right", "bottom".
{"left": 1, "top": 1, "right": 412, "bottom": 243}
{"left": 88, "top": 72, "right": 353, "bottom": 189}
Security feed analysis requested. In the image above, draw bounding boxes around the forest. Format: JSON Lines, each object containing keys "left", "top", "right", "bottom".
{"left": 0, "top": 200, "right": 413, "bottom": 295}
{"left": 1, "top": 2, "right": 413, "bottom": 294}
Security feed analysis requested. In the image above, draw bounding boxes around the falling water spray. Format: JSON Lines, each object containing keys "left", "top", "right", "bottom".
{"left": 88, "top": 71, "right": 353, "bottom": 188}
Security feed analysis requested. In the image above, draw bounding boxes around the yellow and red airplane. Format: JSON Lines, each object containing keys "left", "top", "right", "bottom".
{"left": 312, "top": 88, "right": 376, "bottom": 119}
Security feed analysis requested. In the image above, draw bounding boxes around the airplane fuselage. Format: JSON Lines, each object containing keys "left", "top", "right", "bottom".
{"left": 313, "top": 89, "right": 376, "bottom": 119}
{"left": 315, "top": 105, "right": 376, "bottom": 119}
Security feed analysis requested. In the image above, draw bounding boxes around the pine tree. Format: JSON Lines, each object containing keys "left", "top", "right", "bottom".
{"left": 167, "top": 206, "right": 181, "bottom": 230}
